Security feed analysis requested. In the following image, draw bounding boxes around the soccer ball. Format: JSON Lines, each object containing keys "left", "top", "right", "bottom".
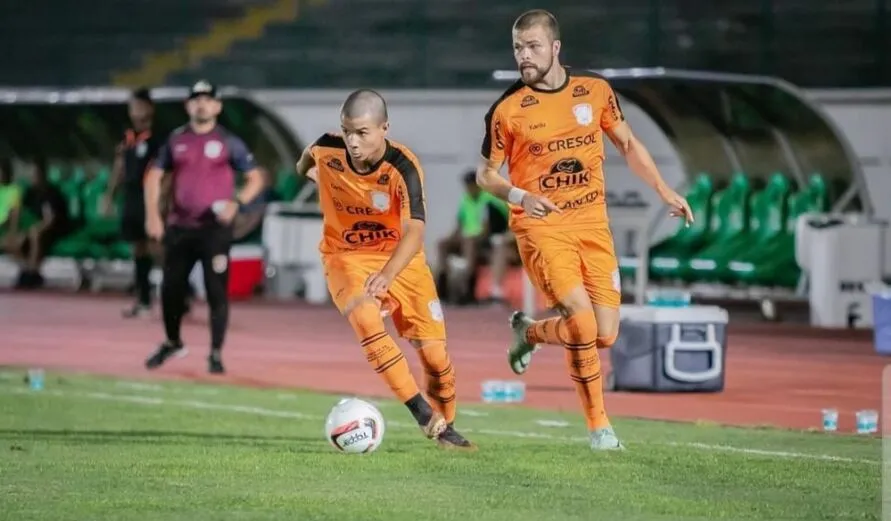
{"left": 324, "top": 397, "right": 386, "bottom": 453}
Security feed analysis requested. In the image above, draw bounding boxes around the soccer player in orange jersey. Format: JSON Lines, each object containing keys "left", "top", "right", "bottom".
{"left": 476, "top": 10, "right": 694, "bottom": 450}
{"left": 295, "top": 89, "right": 474, "bottom": 450}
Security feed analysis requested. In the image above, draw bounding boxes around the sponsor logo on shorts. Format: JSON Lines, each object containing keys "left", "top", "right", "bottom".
{"left": 342, "top": 221, "right": 399, "bottom": 246}
{"left": 539, "top": 157, "right": 590, "bottom": 192}
{"left": 557, "top": 189, "right": 603, "bottom": 210}
{"left": 572, "top": 85, "right": 590, "bottom": 97}
{"left": 529, "top": 132, "right": 597, "bottom": 156}
{"left": 428, "top": 299, "right": 444, "bottom": 322}
{"left": 326, "top": 157, "right": 345, "bottom": 172}
{"left": 612, "top": 269, "right": 621, "bottom": 292}
{"left": 333, "top": 198, "right": 376, "bottom": 215}
{"left": 212, "top": 255, "right": 228, "bottom": 274}
{"left": 520, "top": 95, "right": 539, "bottom": 108}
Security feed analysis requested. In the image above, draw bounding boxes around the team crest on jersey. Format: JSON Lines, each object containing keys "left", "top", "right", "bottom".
{"left": 135, "top": 141, "right": 148, "bottom": 158}
{"left": 370, "top": 191, "right": 390, "bottom": 211}
{"left": 572, "top": 103, "right": 594, "bottom": 126}
{"left": 204, "top": 140, "right": 223, "bottom": 159}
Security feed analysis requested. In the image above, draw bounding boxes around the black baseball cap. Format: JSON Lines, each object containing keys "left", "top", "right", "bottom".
{"left": 188, "top": 80, "right": 219, "bottom": 100}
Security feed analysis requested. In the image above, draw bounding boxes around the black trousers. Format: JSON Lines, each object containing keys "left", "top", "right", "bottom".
{"left": 161, "top": 224, "right": 232, "bottom": 350}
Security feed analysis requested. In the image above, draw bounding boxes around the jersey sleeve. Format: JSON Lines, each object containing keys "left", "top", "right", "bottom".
{"left": 393, "top": 156, "right": 426, "bottom": 222}
{"left": 153, "top": 137, "right": 174, "bottom": 172}
{"left": 226, "top": 135, "right": 258, "bottom": 174}
{"left": 310, "top": 133, "right": 344, "bottom": 161}
{"left": 599, "top": 80, "right": 626, "bottom": 130}
{"left": 480, "top": 102, "right": 513, "bottom": 165}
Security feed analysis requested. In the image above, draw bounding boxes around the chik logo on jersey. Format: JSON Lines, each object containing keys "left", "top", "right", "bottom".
{"left": 342, "top": 221, "right": 399, "bottom": 246}
{"left": 539, "top": 157, "right": 590, "bottom": 192}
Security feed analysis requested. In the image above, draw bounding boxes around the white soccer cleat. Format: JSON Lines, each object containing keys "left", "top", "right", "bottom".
{"left": 508, "top": 311, "right": 540, "bottom": 375}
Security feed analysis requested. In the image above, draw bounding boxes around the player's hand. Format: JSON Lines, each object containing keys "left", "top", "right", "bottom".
{"left": 306, "top": 166, "right": 319, "bottom": 184}
{"left": 145, "top": 215, "right": 164, "bottom": 241}
{"left": 521, "top": 193, "right": 560, "bottom": 219}
{"left": 215, "top": 200, "right": 239, "bottom": 225}
{"left": 364, "top": 272, "right": 392, "bottom": 298}
{"left": 658, "top": 187, "right": 694, "bottom": 227}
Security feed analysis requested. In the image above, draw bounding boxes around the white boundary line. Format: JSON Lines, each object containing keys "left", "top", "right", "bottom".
{"left": 0, "top": 386, "right": 878, "bottom": 466}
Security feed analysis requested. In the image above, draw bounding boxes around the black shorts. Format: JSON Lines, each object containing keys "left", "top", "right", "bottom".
{"left": 120, "top": 191, "right": 147, "bottom": 242}
{"left": 163, "top": 223, "right": 233, "bottom": 278}
{"left": 22, "top": 224, "right": 70, "bottom": 256}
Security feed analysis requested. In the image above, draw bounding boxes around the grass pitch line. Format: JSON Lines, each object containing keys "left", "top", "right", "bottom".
{"left": 2, "top": 385, "right": 878, "bottom": 465}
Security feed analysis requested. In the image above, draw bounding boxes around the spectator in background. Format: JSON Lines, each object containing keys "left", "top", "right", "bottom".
{"left": 5, "top": 159, "right": 73, "bottom": 288}
{"left": 436, "top": 170, "right": 512, "bottom": 305}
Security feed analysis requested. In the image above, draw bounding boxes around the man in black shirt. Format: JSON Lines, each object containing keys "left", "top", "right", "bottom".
{"left": 105, "top": 88, "right": 164, "bottom": 317}
{"left": 7, "top": 159, "right": 72, "bottom": 288}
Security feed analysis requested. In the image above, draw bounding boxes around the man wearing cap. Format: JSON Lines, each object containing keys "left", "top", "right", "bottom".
{"left": 142, "top": 80, "right": 265, "bottom": 374}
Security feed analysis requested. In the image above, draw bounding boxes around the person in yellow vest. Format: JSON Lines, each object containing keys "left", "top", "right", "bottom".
{"left": 435, "top": 170, "right": 512, "bottom": 305}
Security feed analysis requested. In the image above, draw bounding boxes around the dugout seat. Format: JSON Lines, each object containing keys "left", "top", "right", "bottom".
{"left": 643, "top": 173, "right": 715, "bottom": 281}
{"left": 650, "top": 173, "right": 751, "bottom": 281}
{"left": 685, "top": 172, "right": 791, "bottom": 283}
{"left": 726, "top": 174, "right": 829, "bottom": 288}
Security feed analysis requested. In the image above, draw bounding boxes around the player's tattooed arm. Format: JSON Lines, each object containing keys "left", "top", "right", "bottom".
{"left": 606, "top": 122, "right": 693, "bottom": 224}
{"left": 295, "top": 146, "right": 318, "bottom": 183}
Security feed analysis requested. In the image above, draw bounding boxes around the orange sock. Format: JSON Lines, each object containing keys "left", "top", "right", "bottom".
{"left": 561, "top": 311, "right": 610, "bottom": 430}
{"left": 416, "top": 340, "right": 457, "bottom": 424}
{"left": 525, "top": 316, "right": 567, "bottom": 345}
{"left": 348, "top": 302, "right": 420, "bottom": 403}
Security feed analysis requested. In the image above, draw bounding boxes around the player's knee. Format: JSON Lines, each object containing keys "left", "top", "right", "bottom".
{"left": 556, "top": 286, "right": 594, "bottom": 316}
{"left": 563, "top": 310, "right": 598, "bottom": 346}
{"left": 597, "top": 333, "right": 618, "bottom": 348}
{"left": 346, "top": 300, "right": 386, "bottom": 340}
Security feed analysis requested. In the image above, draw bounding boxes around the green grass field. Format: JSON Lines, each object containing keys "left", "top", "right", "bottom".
{"left": 0, "top": 370, "right": 881, "bottom": 521}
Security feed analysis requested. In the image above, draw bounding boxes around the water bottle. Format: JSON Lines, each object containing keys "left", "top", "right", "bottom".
{"left": 856, "top": 410, "right": 879, "bottom": 434}
{"left": 27, "top": 369, "right": 45, "bottom": 391}
{"left": 821, "top": 408, "right": 838, "bottom": 432}
{"left": 481, "top": 380, "right": 504, "bottom": 403}
{"left": 503, "top": 381, "right": 526, "bottom": 403}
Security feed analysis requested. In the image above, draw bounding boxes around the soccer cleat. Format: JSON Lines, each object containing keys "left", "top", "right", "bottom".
{"left": 589, "top": 427, "right": 624, "bottom": 451}
{"left": 419, "top": 411, "right": 448, "bottom": 440}
{"left": 508, "top": 311, "right": 540, "bottom": 375}
{"left": 145, "top": 340, "right": 187, "bottom": 369}
{"left": 208, "top": 351, "right": 225, "bottom": 374}
{"left": 436, "top": 425, "right": 477, "bottom": 451}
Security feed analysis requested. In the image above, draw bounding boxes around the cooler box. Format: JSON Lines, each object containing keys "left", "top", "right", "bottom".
{"left": 610, "top": 305, "right": 729, "bottom": 392}
{"left": 228, "top": 244, "right": 265, "bottom": 300}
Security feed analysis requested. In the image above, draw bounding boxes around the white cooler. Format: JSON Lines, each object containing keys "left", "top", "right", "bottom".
{"left": 610, "top": 305, "right": 729, "bottom": 393}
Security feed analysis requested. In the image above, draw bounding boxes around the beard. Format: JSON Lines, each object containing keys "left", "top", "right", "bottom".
{"left": 519, "top": 56, "right": 553, "bottom": 84}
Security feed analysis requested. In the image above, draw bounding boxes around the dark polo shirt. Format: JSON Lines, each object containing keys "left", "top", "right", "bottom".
{"left": 155, "top": 125, "right": 256, "bottom": 228}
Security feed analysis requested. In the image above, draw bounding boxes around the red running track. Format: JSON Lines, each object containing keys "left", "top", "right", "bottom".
{"left": 0, "top": 293, "right": 884, "bottom": 433}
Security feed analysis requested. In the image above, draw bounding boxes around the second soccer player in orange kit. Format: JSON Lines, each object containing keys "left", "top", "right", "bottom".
{"left": 296, "top": 89, "right": 474, "bottom": 450}
{"left": 476, "top": 10, "right": 694, "bottom": 450}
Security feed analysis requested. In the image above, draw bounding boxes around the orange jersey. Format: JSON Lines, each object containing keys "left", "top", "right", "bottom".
{"left": 310, "top": 134, "right": 427, "bottom": 256}
{"left": 481, "top": 69, "right": 626, "bottom": 233}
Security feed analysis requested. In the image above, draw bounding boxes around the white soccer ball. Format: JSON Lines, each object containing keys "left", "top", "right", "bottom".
{"left": 324, "top": 398, "right": 386, "bottom": 454}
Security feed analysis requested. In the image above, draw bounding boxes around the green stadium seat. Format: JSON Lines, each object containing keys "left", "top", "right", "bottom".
{"left": 650, "top": 172, "right": 751, "bottom": 281}
{"left": 643, "top": 173, "right": 715, "bottom": 281}
{"left": 726, "top": 174, "right": 829, "bottom": 287}
{"left": 274, "top": 167, "right": 300, "bottom": 201}
{"left": 685, "top": 172, "right": 791, "bottom": 282}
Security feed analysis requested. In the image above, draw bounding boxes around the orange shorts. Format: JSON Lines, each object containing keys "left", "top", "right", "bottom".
{"left": 516, "top": 226, "right": 621, "bottom": 310}
{"left": 323, "top": 252, "right": 446, "bottom": 340}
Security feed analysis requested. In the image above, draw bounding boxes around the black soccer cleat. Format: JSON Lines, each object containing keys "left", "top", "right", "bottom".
{"left": 437, "top": 424, "right": 477, "bottom": 451}
{"left": 208, "top": 351, "right": 225, "bottom": 374}
{"left": 145, "top": 340, "right": 186, "bottom": 369}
